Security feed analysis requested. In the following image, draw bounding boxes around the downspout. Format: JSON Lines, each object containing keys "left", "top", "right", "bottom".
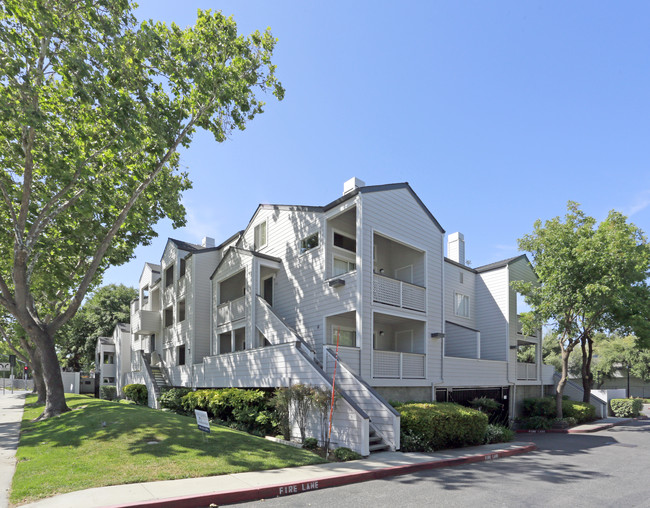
{"left": 440, "top": 234, "right": 445, "bottom": 384}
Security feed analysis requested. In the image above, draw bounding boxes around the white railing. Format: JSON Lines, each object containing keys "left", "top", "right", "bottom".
{"left": 217, "top": 295, "right": 246, "bottom": 324}
{"left": 373, "top": 274, "right": 425, "bottom": 312}
{"left": 373, "top": 350, "right": 425, "bottom": 379}
{"left": 517, "top": 362, "right": 537, "bottom": 380}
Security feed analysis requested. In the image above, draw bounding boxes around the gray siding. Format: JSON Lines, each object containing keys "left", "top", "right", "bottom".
{"left": 476, "top": 267, "right": 508, "bottom": 361}
{"left": 442, "top": 357, "right": 508, "bottom": 387}
{"left": 444, "top": 322, "right": 479, "bottom": 359}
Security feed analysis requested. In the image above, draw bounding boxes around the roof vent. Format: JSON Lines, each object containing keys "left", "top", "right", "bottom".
{"left": 343, "top": 177, "right": 365, "bottom": 195}
{"left": 202, "top": 236, "right": 215, "bottom": 248}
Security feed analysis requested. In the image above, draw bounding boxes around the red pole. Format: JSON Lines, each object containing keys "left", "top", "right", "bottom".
{"left": 328, "top": 327, "right": 341, "bottom": 439}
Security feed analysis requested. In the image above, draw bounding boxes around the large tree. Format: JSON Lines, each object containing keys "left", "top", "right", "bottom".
{"left": 513, "top": 202, "right": 650, "bottom": 417}
{"left": 591, "top": 334, "right": 650, "bottom": 392}
{"left": 58, "top": 284, "right": 136, "bottom": 371}
{"left": 0, "top": 0, "right": 283, "bottom": 418}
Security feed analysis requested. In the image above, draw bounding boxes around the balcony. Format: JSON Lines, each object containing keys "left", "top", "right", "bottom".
{"left": 131, "top": 309, "right": 160, "bottom": 335}
{"left": 373, "top": 274, "right": 425, "bottom": 312}
{"left": 373, "top": 350, "right": 425, "bottom": 379}
{"left": 217, "top": 295, "right": 246, "bottom": 324}
{"left": 517, "top": 362, "right": 538, "bottom": 381}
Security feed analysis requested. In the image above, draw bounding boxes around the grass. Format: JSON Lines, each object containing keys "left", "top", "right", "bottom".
{"left": 11, "top": 394, "right": 325, "bottom": 505}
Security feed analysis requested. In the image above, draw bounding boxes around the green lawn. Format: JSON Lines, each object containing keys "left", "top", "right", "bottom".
{"left": 11, "top": 394, "right": 325, "bottom": 505}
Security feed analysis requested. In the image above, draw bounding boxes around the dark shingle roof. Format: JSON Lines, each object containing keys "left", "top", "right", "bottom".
{"left": 474, "top": 254, "right": 528, "bottom": 273}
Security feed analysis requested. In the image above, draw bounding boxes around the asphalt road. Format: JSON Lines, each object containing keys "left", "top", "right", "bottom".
{"left": 236, "top": 420, "right": 650, "bottom": 508}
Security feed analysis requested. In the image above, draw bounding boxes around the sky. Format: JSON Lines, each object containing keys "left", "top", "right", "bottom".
{"left": 103, "top": 0, "right": 650, "bottom": 288}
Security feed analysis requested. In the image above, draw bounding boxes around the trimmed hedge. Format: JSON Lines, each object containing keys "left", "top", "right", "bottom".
{"left": 522, "top": 397, "right": 595, "bottom": 424}
{"left": 398, "top": 402, "right": 488, "bottom": 452}
{"left": 123, "top": 383, "right": 148, "bottom": 405}
{"left": 610, "top": 398, "right": 643, "bottom": 417}
{"left": 484, "top": 424, "right": 514, "bottom": 444}
{"left": 99, "top": 385, "right": 117, "bottom": 401}
{"left": 159, "top": 387, "right": 193, "bottom": 413}
{"left": 181, "top": 388, "right": 276, "bottom": 436}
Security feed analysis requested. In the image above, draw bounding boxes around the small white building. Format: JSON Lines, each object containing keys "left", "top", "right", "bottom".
{"left": 121, "top": 179, "right": 554, "bottom": 454}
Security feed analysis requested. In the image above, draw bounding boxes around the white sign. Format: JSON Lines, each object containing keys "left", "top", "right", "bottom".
{"left": 0, "top": 363, "right": 9, "bottom": 372}
{"left": 195, "top": 409, "right": 210, "bottom": 433}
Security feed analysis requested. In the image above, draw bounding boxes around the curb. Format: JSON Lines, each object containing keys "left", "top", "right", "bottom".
{"left": 516, "top": 415, "right": 648, "bottom": 434}
{"left": 106, "top": 444, "right": 536, "bottom": 508}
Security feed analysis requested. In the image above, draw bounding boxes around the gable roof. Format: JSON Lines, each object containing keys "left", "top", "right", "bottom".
{"left": 474, "top": 254, "right": 530, "bottom": 273}
{"left": 210, "top": 247, "right": 282, "bottom": 280}
{"left": 444, "top": 257, "right": 478, "bottom": 273}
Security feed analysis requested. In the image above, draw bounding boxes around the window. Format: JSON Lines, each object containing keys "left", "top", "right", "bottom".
{"left": 300, "top": 233, "right": 319, "bottom": 253}
{"left": 329, "top": 326, "right": 356, "bottom": 347}
{"left": 179, "top": 258, "right": 186, "bottom": 277}
{"left": 165, "top": 265, "right": 174, "bottom": 287}
{"left": 103, "top": 353, "right": 115, "bottom": 364}
{"left": 333, "top": 257, "right": 356, "bottom": 276}
{"left": 333, "top": 232, "right": 355, "bottom": 253}
{"left": 164, "top": 306, "right": 173, "bottom": 327}
{"left": 178, "top": 299, "right": 186, "bottom": 322}
{"left": 459, "top": 271, "right": 464, "bottom": 284}
{"left": 254, "top": 221, "right": 267, "bottom": 250}
{"left": 178, "top": 345, "right": 186, "bottom": 366}
{"left": 454, "top": 293, "right": 470, "bottom": 318}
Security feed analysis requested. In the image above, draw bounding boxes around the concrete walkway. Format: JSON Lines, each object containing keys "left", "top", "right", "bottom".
{"left": 0, "top": 391, "right": 26, "bottom": 508}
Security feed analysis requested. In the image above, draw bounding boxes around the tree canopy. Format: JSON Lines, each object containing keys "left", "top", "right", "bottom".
{"left": 0, "top": 0, "right": 283, "bottom": 417}
{"left": 58, "top": 284, "right": 136, "bottom": 371}
{"left": 513, "top": 202, "right": 650, "bottom": 416}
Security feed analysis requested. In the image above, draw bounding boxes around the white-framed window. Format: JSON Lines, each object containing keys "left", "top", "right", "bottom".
{"left": 300, "top": 232, "right": 319, "bottom": 253}
{"left": 459, "top": 271, "right": 464, "bottom": 284}
{"left": 164, "top": 265, "right": 174, "bottom": 287}
{"left": 178, "top": 345, "right": 186, "bottom": 366}
{"left": 254, "top": 221, "right": 267, "bottom": 250}
{"left": 454, "top": 292, "right": 470, "bottom": 318}
{"left": 178, "top": 299, "right": 186, "bottom": 322}
{"left": 103, "top": 353, "right": 115, "bottom": 364}
{"left": 179, "top": 258, "right": 186, "bottom": 278}
{"left": 164, "top": 306, "right": 173, "bottom": 327}
{"left": 329, "top": 326, "right": 356, "bottom": 347}
{"left": 333, "top": 257, "right": 356, "bottom": 277}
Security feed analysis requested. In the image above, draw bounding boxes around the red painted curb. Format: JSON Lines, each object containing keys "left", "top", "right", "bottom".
{"left": 106, "top": 444, "right": 537, "bottom": 508}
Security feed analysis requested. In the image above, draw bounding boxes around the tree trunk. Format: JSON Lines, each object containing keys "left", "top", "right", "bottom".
{"left": 30, "top": 329, "right": 70, "bottom": 419}
{"left": 556, "top": 348, "right": 572, "bottom": 419}
{"left": 30, "top": 349, "right": 46, "bottom": 404}
{"left": 581, "top": 336, "right": 594, "bottom": 403}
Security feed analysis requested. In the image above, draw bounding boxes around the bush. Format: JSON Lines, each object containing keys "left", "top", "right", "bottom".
{"left": 123, "top": 383, "right": 148, "bottom": 405}
{"left": 303, "top": 437, "right": 318, "bottom": 450}
{"left": 332, "top": 447, "right": 361, "bottom": 461}
{"left": 610, "top": 398, "right": 643, "bottom": 417}
{"left": 159, "top": 387, "right": 193, "bottom": 414}
{"left": 484, "top": 424, "right": 514, "bottom": 444}
{"left": 554, "top": 417, "right": 577, "bottom": 428}
{"left": 99, "top": 385, "right": 117, "bottom": 401}
{"left": 399, "top": 402, "right": 488, "bottom": 452}
{"left": 519, "top": 416, "right": 553, "bottom": 430}
{"left": 522, "top": 397, "right": 595, "bottom": 424}
{"left": 562, "top": 400, "right": 595, "bottom": 423}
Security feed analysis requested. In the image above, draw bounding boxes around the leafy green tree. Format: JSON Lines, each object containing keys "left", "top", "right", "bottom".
{"left": 513, "top": 202, "right": 650, "bottom": 417}
{"left": 592, "top": 334, "right": 650, "bottom": 389}
{"left": 58, "top": 284, "right": 136, "bottom": 371}
{"left": 542, "top": 331, "right": 583, "bottom": 378}
{"left": 0, "top": 1, "right": 283, "bottom": 418}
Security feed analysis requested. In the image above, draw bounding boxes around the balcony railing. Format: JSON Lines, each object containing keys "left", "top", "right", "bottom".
{"left": 217, "top": 295, "right": 246, "bottom": 324}
{"left": 373, "top": 274, "right": 425, "bottom": 312}
{"left": 131, "top": 309, "right": 160, "bottom": 335}
{"left": 373, "top": 350, "right": 425, "bottom": 379}
{"left": 517, "top": 362, "right": 537, "bottom": 380}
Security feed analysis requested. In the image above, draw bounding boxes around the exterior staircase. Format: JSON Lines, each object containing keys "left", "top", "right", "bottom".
{"left": 150, "top": 366, "right": 170, "bottom": 398}
{"left": 369, "top": 428, "right": 390, "bottom": 453}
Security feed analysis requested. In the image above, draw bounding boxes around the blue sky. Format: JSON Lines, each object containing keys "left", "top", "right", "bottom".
{"left": 104, "top": 1, "right": 650, "bottom": 287}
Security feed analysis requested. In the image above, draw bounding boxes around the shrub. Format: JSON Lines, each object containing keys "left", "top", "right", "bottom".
{"left": 522, "top": 397, "right": 595, "bottom": 424}
{"left": 610, "top": 398, "right": 643, "bottom": 417}
{"left": 332, "top": 447, "right": 361, "bottom": 461}
{"left": 303, "top": 437, "right": 318, "bottom": 450}
{"left": 562, "top": 400, "right": 595, "bottom": 423}
{"left": 399, "top": 402, "right": 488, "bottom": 451}
{"left": 484, "top": 424, "right": 514, "bottom": 444}
{"left": 159, "top": 387, "right": 193, "bottom": 413}
{"left": 554, "top": 417, "right": 577, "bottom": 428}
{"left": 99, "top": 385, "right": 117, "bottom": 401}
{"left": 271, "top": 388, "right": 292, "bottom": 441}
{"left": 469, "top": 397, "right": 502, "bottom": 414}
{"left": 519, "top": 416, "right": 553, "bottom": 430}
{"left": 123, "top": 384, "right": 148, "bottom": 405}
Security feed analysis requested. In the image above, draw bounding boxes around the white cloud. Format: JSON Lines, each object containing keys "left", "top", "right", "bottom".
{"left": 626, "top": 189, "right": 650, "bottom": 217}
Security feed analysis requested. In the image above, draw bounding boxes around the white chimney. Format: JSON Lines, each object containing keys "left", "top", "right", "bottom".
{"left": 448, "top": 232, "right": 465, "bottom": 265}
{"left": 202, "top": 236, "right": 215, "bottom": 248}
{"left": 343, "top": 177, "right": 365, "bottom": 195}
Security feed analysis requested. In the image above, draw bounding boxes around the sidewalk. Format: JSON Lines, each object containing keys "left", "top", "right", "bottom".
{"left": 0, "top": 391, "right": 27, "bottom": 508}
{"left": 23, "top": 441, "right": 536, "bottom": 508}
{"left": 516, "top": 415, "right": 647, "bottom": 434}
